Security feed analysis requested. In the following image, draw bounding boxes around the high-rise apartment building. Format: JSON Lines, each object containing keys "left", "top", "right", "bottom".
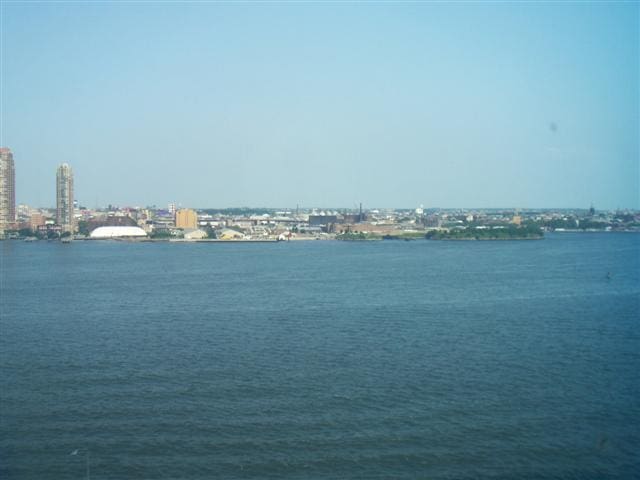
{"left": 56, "top": 163, "right": 75, "bottom": 232}
{"left": 175, "top": 208, "right": 197, "bottom": 229}
{"left": 0, "top": 147, "right": 16, "bottom": 234}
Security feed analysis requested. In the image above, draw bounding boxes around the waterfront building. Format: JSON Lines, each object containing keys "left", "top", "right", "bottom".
{"left": 30, "top": 212, "right": 47, "bottom": 230}
{"left": 89, "top": 226, "right": 148, "bottom": 238}
{"left": 56, "top": 163, "right": 75, "bottom": 233}
{"left": 0, "top": 147, "right": 16, "bottom": 234}
{"left": 183, "top": 228, "right": 207, "bottom": 240}
{"left": 175, "top": 208, "right": 197, "bottom": 229}
{"left": 218, "top": 228, "right": 245, "bottom": 240}
{"left": 309, "top": 214, "right": 338, "bottom": 227}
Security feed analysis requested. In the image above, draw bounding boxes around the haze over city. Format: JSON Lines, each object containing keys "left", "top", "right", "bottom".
{"left": 2, "top": 2, "right": 638, "bottom": 209}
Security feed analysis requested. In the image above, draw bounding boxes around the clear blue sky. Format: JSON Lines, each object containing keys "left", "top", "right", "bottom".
{"left": 1, "top": 2, "right": 638, "bottom": 209}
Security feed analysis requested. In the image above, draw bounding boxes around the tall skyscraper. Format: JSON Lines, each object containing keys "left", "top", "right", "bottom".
{"left": 56, "top": 163, "right": 74, "bottom": 233}
{"left": 0, "top": 147, "right": 16, "bottom": 235}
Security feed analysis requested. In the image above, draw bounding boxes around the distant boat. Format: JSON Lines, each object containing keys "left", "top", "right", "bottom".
{"left": 61, "top": 237, "right": 73, "bottom": 244}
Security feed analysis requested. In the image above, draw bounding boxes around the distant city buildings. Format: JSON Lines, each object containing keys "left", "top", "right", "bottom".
{"left": 30, "top": 212, "right": 46, "bottom": 230}
{"left": 56, "top": 163, "right": 75, "bottom": 233}
{"left": 1, "top": 197, "right": 639, "bottom": 240}
{"left": 0, "top": 147, "right": 16, "bottom": 234}
{"left": 175, "top": 208, "right": 197, "bottom": 229}
{"left": 0, "top": 152, "right": 638, "bottom": 241}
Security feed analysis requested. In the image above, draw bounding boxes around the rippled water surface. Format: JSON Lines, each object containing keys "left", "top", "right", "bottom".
{"left": 1, "top": 233, "right": 639, "bottom": 479}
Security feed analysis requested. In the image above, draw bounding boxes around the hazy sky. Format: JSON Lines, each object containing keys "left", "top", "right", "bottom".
{"left": 1, "top": 2, "right": 638, "bottom": 209}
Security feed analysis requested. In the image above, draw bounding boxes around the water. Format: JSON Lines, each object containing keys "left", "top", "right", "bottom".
{"left": 1, "top": 233, "right": 639, "bottom": 479}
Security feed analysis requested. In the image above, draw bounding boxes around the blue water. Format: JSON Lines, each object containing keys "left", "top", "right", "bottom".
{"left": 1, "top": 233, "right": 639, "bottom": 479}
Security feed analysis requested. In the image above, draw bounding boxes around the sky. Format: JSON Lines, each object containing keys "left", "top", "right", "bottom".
{"left": 1, "top": 2, "right": 638, "bottom": 210}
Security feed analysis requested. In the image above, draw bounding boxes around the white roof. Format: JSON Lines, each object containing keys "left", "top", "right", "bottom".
{"left": 90, "top": 226, "right": 147, "bottom": 238}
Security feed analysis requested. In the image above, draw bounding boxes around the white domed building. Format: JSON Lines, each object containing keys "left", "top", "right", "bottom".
{"left": 90, "top": 226, "right": 148, "bottom": 239}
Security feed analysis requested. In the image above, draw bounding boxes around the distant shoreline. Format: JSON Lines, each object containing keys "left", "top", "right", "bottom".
{"left": 425, "top": 236, "right": 544, "bottom": 241}
{"left": 4, "top": 229, "right": 640, "bottom": 244}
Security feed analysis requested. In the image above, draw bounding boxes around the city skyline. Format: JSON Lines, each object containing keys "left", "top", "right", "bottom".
{"left": 1, "top": 3, "right": 639, "bottom": 210}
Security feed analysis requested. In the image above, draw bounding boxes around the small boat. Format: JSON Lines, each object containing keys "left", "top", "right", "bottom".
{"left": 61, "top": 237, "right": 73, "bottom": 244}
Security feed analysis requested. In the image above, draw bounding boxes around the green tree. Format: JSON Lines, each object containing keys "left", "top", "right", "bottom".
{"left": 150, "top": 230, "right": 172, "bottom": 239}
{"left": 77, "top": 220, "right": 90, "bottom": 236}
{"left": 204, "top": 226, "right": 216, "bottom": 239}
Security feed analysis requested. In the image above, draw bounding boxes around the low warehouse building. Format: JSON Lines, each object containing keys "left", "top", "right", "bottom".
{"left": 90, "top": 226, "right": 148, "bottom": 238}
{"left": 183, "top": 229, "right": 208, "bottom": 240}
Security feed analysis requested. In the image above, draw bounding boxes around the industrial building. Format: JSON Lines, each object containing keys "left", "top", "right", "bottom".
{"left": 89, "top": 226, "right": 148, "bottom": 238}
